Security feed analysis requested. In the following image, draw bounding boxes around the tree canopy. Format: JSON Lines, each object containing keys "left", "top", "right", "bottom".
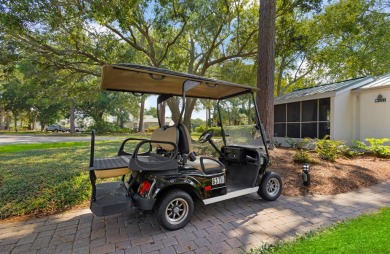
{"left": 0, "top": 0, "right": 389, "bottom": 132}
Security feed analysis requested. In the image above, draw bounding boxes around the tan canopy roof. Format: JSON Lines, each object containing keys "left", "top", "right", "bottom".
{"left": 101, "top": 64, "right": 257, "bottom": 99}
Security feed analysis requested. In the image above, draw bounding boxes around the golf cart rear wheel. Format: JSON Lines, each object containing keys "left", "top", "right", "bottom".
{"left": 258, "top": 172, "right": 282, "bottom": 201}
{"left": 155, "top": 190, "right": 194, "bottom": 230}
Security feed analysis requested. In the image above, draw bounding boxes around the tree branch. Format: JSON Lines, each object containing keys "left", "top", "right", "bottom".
{"left": 157, "top": 17, "right": 187, "bottom": 66}
{"left": 15, "top": 33, "right": 106, "bottom": 65}
{"left": 104, "top": 23, "right": 153, "bottom": 61}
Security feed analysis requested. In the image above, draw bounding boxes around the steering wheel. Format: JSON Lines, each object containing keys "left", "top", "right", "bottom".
{"left": 198, "top": 129, "right": 214, "bottom": 143}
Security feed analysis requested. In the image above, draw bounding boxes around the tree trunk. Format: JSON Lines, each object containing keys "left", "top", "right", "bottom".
{"left": 32, "top": 111, "right": 37, "bottom": 130}
{"left": 0, "top": 108, "right": 4, "bottom": 130}
{"left": 257, "top": 0, "right": 276, "bottom": 146}
{"left": 5, "top": 111, "right": 10, "bottom": 130}
{"left": 167, "top": 97, "right": 181, "bottom": 124}
{"left": 138, "top": 97, "right": 145, "bottom": 132}
{"left": 40, "top": 120, "right": 46, "bottom": 132}
{"left": 159, "top": 101, "right": 166, "bottom": 126}
{"left": 13, "top": 113, "right": 18, "bottom": 132}
{"left": 183, "top": 98, "right": 197, "bottom": 132}
{"left": 69, "top": 106, "right": 76, "bottom": 133}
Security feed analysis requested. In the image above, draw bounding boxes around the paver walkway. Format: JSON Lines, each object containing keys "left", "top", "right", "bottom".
{"left": 1, "top": 182, "right": 390, "bottom": 254}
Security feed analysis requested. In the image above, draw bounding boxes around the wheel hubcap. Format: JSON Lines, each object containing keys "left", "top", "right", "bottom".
{"left": 266, "top": 178, "right": 280, "bottom": 197}
{"left": 165, "top": 198, "right": 189, "bottom": 225}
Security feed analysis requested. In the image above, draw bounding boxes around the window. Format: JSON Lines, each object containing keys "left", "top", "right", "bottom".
{"left": 274, "top": 104, "right": 286, "bottom": 123}
{"left": 302, "top": 100, "right": 317, "bottom": 122}
{"left": 319, "top": 98, "right": 330, "bottom": 121}
{"left": 287, "top": 123, "right": 300, "bottom": 138}
{"left": 274, "top": 98, "right": 331, "bottom": 139}
{"left": 302, "top": 123, "right": 317, "bottom": 138}
{"left": 287, "top": 102, "right": 300, "bottom": 122}
{"left": 319, "top": 122, "right": 330, "bottom": 139}
{"left": 274, "top": 123, "right": 286, "bottom": 137}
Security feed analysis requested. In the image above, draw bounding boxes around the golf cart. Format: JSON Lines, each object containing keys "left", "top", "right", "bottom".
{"left": 89, "top": 64, "right": 282, "bottom": 230}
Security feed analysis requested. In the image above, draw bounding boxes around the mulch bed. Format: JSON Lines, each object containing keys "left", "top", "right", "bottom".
{"left": 268, "top": 147, "right": 390, "bottom": 196}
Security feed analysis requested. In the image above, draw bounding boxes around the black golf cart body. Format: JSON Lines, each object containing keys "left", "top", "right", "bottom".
{"left": 89, "top": 64, "right": 282, "bottom": 230}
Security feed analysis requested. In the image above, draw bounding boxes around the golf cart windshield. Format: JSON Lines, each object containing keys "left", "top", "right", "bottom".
{"left": 224, "top": 125, "right": 263, "bottom": 148}
{"left": 219, "top": 93, "right": 265, "bottom": 148}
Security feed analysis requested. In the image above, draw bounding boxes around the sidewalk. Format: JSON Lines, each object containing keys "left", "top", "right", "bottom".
{"left": 1, "top": 182, "right": 389, "bottom": 254}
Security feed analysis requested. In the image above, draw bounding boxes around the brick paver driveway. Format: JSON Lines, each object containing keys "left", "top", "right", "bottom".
{"left": 1, "top": 182, "right": 389, "bottom": 254}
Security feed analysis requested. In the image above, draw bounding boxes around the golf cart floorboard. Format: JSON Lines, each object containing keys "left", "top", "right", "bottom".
{"left": 90, "top": 181, "right": 133, "bottom": 217}
{"left": 226, "top": 180, "right": 251, "bottom": 192}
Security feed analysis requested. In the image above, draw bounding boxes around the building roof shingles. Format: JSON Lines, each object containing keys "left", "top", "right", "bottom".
{"left": 354, "top": 73, "right": 390, "bottom": 90}
{"left": 275, "top": 76, "right": 372, "bottom": 102}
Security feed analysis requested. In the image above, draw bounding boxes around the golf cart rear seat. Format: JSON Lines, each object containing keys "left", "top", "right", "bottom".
{"left": 92, "top": 157, "right": 130, "bottom": 178}
{"left": 88, "top": 127, "right": 179, "bottom": 216}
{"left": 128, "top": 126, "right": 179, "bottom": 172}
{"left": 177, "top": 124, "right": 224, "bottom": 174}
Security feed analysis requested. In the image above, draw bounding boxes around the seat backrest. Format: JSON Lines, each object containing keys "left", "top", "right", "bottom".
{"left": 177, "top": 124, "right": 193, "bottom": 154}
{"left": 151, "top": 126, "right": 178, "bottom": 151}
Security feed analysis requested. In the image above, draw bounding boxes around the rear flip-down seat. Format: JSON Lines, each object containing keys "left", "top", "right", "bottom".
{"left": 88, "top": 132, "right": 133, "bottom": 217}
{"left": 91, "top": 156, "right": 130, "bottom": 178}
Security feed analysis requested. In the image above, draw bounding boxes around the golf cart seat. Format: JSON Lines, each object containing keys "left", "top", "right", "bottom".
{"left": 88, "top": 131, "right": 131, "bottom": 179}
{"left": 92, "top": 157, "right": 130, "bottom": 178}
{"left": 129, "top": 126, "right": 178, "bottom": 172}
{"left": 178, "top": 124, "right": 224, "bottom": 174}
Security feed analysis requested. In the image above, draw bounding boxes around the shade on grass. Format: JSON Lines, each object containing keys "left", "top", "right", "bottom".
{"left": 258, "top": 207, "right": 390, "bottom": 253}
{"left": 0, "top": 139, "right": 139, "bottom": 219}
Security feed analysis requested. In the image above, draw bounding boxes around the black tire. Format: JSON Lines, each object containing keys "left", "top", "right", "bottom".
{"left": 154, "top": 190, "right": 194, "bottom": 230}
{"left": 258, "top": 171, "right": 282, "bottom": 201}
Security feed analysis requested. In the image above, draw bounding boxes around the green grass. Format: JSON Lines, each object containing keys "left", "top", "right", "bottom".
{"left": 0, "top": 139, "right": 140, "bottom": 219}
{"left": 253, "top": 207, "right": 390, "bottom": 253}
{"left": 0, "top": 142, "right": 90, "bottom": 153}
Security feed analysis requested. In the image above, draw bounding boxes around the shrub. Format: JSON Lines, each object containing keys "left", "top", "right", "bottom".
{"left": 194, "top": 126, "right": 221, "bottom": 136}
{"left": 290, "top": 138, "right": 312, "bottom": 163}
{"left": 293, "top": 149, "right": 311, "bottom": 163}
{"left": 195, "top": 125, "right": 206, "bottom": 133}
{"left": 339, "top": 144, "right": 363, "bottom": 158}
{"left": 210, "top": 127, "right": 222, "bottom": 136}
{"left": 315, "top": 136, "right": 345, "bottom": 162}
{"left": 354, "top": 138, "right": 390, "bottom": 158}
{"left": 146, "top": 125, "right": 159, "bottom": 133}
{"left": 87, "top": 122, "right": 116, "bottom": 133}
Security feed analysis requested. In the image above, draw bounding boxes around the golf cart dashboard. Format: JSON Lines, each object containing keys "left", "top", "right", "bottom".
{"left": 222, "top": 146, "right": 261, "bottom": 165}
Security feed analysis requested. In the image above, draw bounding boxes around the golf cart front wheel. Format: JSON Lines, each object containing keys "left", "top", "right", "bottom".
{"left": 155, "top": 190, "right": 194, "bottom": 230}
{"left": 258, "top": 172, "right": 282, "bottom": 201}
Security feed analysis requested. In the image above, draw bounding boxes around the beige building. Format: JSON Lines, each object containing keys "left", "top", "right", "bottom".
{"left": 273, "top": 74, "right": 390, "bottom": 145}
{"left": 352, "top": 73, "right": 390, "bottom": 141}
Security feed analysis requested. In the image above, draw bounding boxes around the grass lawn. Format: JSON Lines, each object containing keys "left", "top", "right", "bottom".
{"left": 254, "top": 207, "right": 390, "bottom": 253}
{"left": 0, "top": 132, "right": 211, "bottom": 219}
{"left": 0, "top": 142, "right": 90, "bottom": 153}
{"left": 0, "top": 139, "right": 140, "bottom": 219}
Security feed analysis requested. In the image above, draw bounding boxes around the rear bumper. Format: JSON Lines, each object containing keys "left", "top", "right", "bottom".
{"left": 133, "top": 194, "right": 155, "bottom": 210}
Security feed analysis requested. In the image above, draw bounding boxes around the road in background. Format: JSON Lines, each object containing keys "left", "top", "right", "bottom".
{"left": 0, "top": 135, "right": 125, "bottom": 145}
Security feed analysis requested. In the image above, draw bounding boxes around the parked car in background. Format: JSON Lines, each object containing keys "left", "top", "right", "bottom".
{"left": 74, "top": 126, "right": 84, "bottom": 132}
{"left": 45, "top": 125, "right": 69, "bottom": 132}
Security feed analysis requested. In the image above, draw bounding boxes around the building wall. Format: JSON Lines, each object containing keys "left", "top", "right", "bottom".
{"left": 332, "top": 90, "right": 354, "bottom": 142}
{"left": 332, "top": 78, "right": 374, "bottom": 143}
{"left": 359, "top": 88, "right": 390, "bottom": 140}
